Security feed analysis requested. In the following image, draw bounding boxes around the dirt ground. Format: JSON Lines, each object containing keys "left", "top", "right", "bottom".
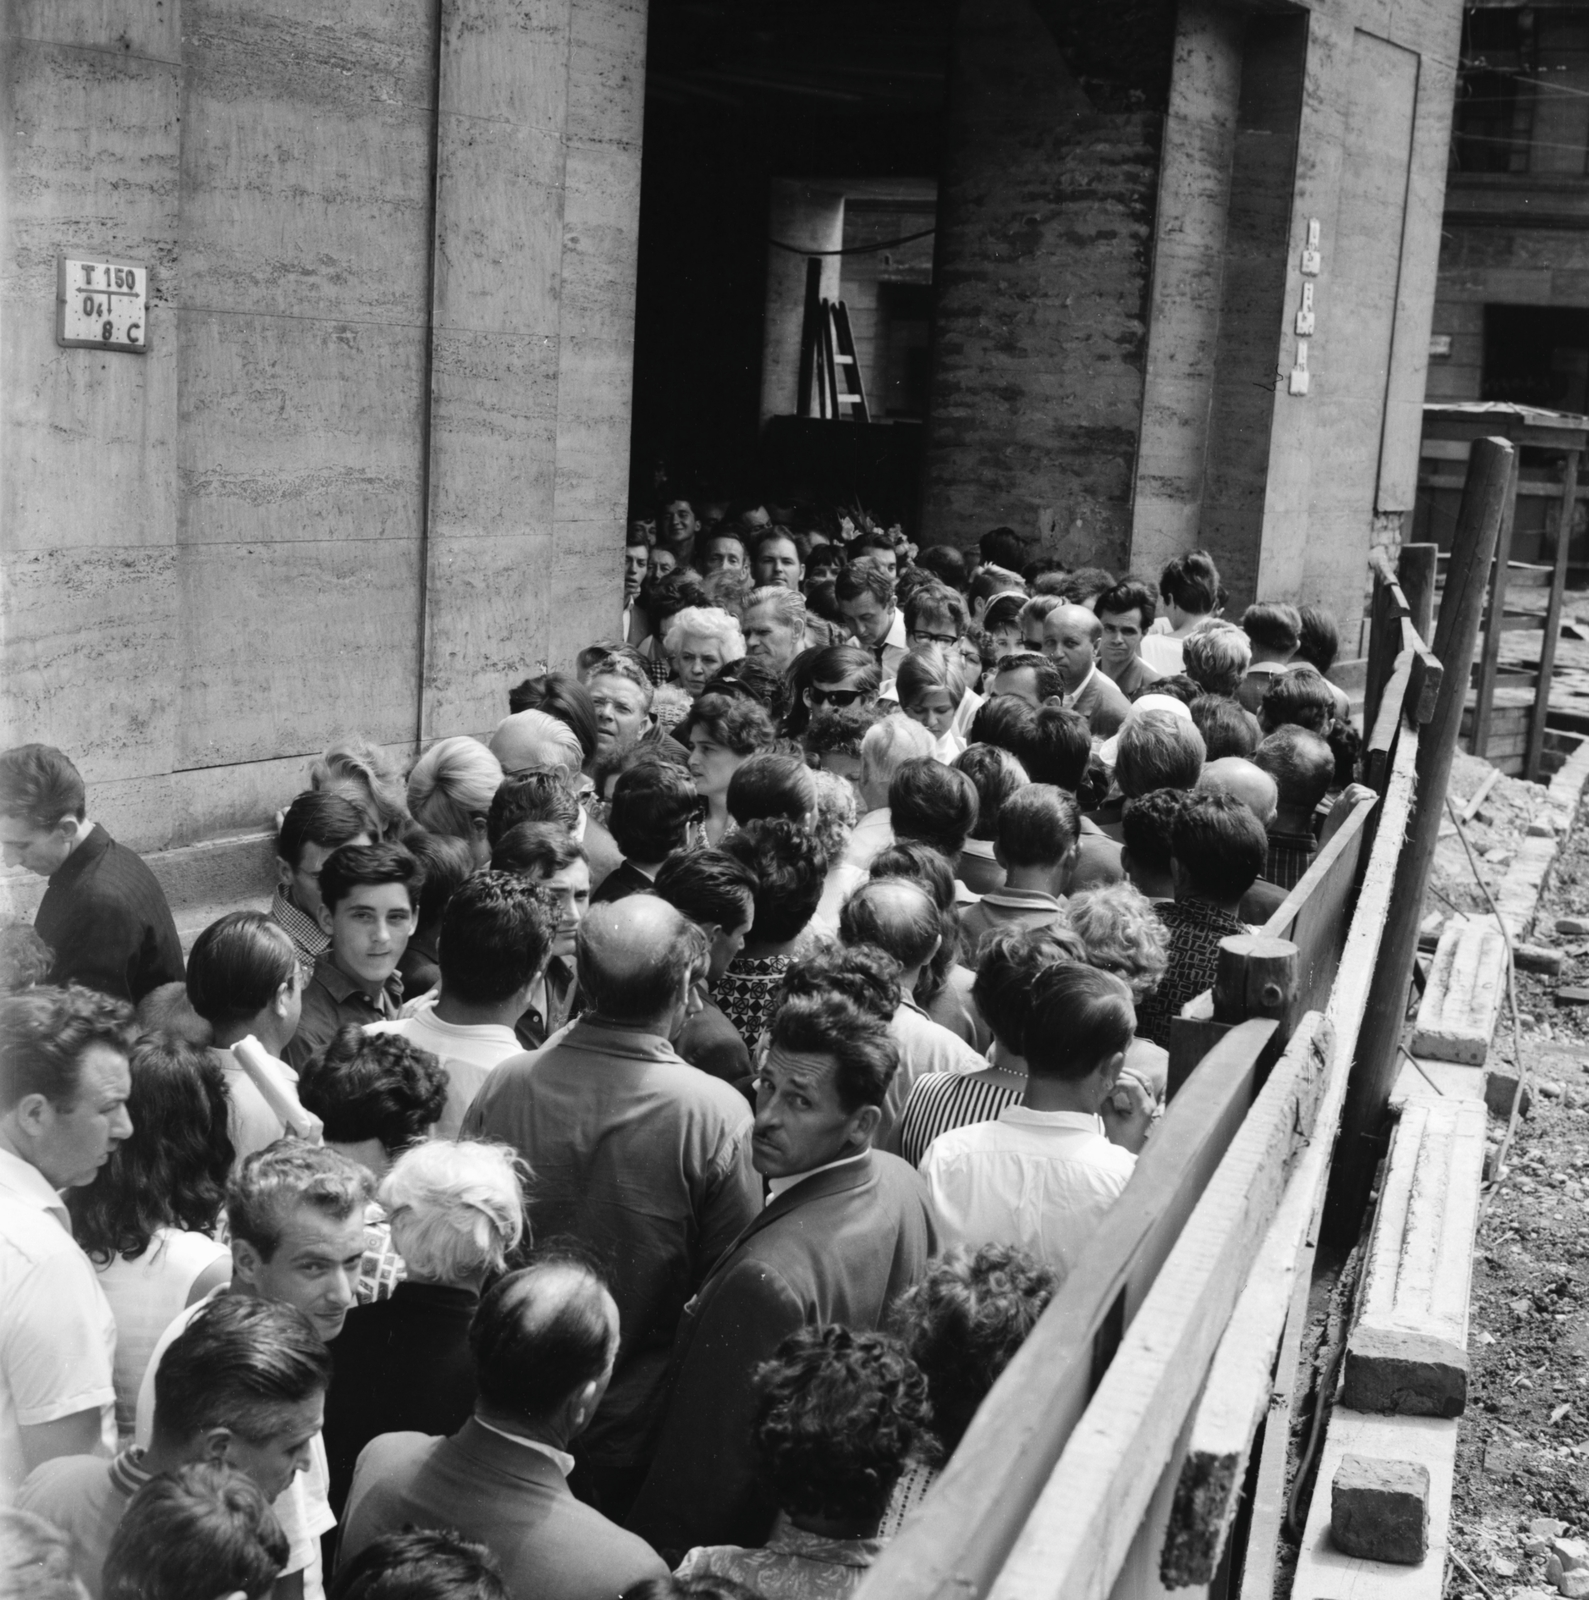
{"left": 1445, "top": 784, "right": 1589, "bottom": 1598}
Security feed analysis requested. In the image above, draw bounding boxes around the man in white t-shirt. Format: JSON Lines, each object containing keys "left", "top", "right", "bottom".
{"left": 367, "top": 872, "right": 550, "bottom": 1135}
{"left": 133, "top": 1142, "right": 372, "bottom": 1600}
{"left": 922, "top": 964, "right": 1138, "bottom": 1278}
{"left": 0, "top": 986, "right": 134, "bottom": 1497}
{"left": 20, "top": 1293, "right": 330, "bottom": 1600}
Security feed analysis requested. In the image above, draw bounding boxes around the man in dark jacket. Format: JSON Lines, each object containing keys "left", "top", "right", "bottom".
{"left": 627, "top": 987, "right": 938, "bottom": 1561}
{"left": 0, "top": 744, "right": 182, "bottom": 1003}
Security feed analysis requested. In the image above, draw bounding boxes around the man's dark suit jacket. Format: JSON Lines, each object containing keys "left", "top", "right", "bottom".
{"left": 341, "top": 1419, "right": 667, "bottom": 1600}
{"left": 627, "top": 1149, "right": 937, "bottom": 1561}
{"left": 589, "top": 858, "right": 655, "bottom": 906}
{"left": 35, "top": 825, "right": 183, "bottom": 1002}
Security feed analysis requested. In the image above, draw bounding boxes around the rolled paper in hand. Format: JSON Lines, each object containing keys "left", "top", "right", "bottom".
{"left": 232, "top": 1035, "right": 323, "bottom": 1143}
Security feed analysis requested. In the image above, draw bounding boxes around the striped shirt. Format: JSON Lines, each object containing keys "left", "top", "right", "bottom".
{"left": 1266, "top": 831, "right": 1316, "bottom": 892}
{"left": 892, "top": 1068, "right": 1024, "bottom": 1169}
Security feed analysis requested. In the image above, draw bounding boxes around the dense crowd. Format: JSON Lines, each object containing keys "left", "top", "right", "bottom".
{"left": 0, "top": 502, "right": 1369, "bottom": 1600}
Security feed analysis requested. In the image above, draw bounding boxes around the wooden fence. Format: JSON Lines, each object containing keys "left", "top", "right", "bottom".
{"left": 857, "top": 441, "right": 1514, "bottom": 1600}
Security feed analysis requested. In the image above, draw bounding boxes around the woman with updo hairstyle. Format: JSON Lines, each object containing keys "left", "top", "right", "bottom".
{"left": 716, "top": 818, "right": 828, "bottom": 1052}
{"left": 322, "top": 1140, "right": 529, "bottom": 1516}
{"left": 680, "top": 693, "right": 777, "bottom": 848}
{"left": 506, "top": 671, "right": 599, "bottom": 769}
{"left": 67, "top": 1035, "right": 235, "bottom": 1438}
{"left": 980, "top": 591, "right": 1028, "bottom": 664}
{"left": 406, "top": 737, "right": 504, "bottom": 868}
{"left": 726, "top": 753, "right": 816, "bottom": 830}
{"left": 310, "top": 737, "right": 411, "bottom": 842}
{"left": 673, "top": 1324, "right": 931, "bottom": 1594}
{"left": 1066, "top": 881, "right": 1170, "bottom": 1152}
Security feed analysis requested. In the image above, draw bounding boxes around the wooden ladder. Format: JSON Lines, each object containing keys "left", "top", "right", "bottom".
{"left": 797, "top": 260, "right": 870, "bottom": 422}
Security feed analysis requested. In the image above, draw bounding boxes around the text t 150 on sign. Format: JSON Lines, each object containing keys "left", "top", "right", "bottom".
{"left": 56, "top": 256, "right": 147, "bottom": 352}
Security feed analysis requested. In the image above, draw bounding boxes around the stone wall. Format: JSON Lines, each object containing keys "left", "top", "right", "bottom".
{"left": 918, "top": 0, "right": 1164, "bottom": 567}
{"left": 1, "top": 0, "right": 642, "bottom": 854}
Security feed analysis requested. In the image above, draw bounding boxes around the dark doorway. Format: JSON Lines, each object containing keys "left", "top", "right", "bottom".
{"left": 1484, "top": 304, "right": 1589, "bottom": 413}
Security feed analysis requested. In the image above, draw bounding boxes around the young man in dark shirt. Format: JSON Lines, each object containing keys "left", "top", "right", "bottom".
{"left": 0, "top": 744, "right": 182, "bottom": 1003}
{"left": 284, "top": 842, "right": 419, "bottom": 1069}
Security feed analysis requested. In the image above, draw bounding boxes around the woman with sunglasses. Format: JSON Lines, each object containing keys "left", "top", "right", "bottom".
{"left": 680, "top": 692, "right": 776, "bottom": 848}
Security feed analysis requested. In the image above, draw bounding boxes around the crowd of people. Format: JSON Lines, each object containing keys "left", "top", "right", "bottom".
{"left": 0, "top": 500, "right": 1370, "bottom": 1600}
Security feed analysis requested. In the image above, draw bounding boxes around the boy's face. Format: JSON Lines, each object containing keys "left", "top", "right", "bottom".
{"left": 318, "top": 881, "right": 414, "bottom": 990}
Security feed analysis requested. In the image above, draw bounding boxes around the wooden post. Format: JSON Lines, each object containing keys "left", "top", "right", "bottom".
{"left": 1328, "top": 436, "right": 1513, "bottom": 1237}
{"left": 1398, "top": 541, "right": 1438, "bottom": 646}
{"left": 1469, "top": 447, "right": 1520, "bottom": 759}
{"left": 1525, "top": 448, "right": 1578, "bottom": 781}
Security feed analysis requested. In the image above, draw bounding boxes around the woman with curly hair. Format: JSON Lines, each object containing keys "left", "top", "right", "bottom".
{"left": 881, "top": 1243, "right": 1058, "bottom": 1532}
{"left": 297, "top": 1025, "right": 450, "bottom": 1179}
{"left": 67, "top": 1035, "right": 235, "bottom": 1439}
{"left": 674, "top": 1323, "right": 931, "bottom": 1597}
{"left": 682, "top": 693, "right": 776, "bottom": 848}
{"left": 717, "top": 819, "right": 828, "bottom": 1053}
{"left": 1065, "top": 882, "right": 1170, "bottom": 1152}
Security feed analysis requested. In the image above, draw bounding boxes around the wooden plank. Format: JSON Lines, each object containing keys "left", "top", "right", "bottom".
{"left": 1363, "top": 652, "right": 1413, "bottom": 791}
{"left": 986, "top": 1014, "right": 1333, "bottom": 1600}
{"left": 1261, "top": 792, "right": 1377, "bottom": 1015}
{"left": 1160, "top": 1020, "right": 1336, "bottom": 1588}
{"left": 1288, "top": 1411, "right": 1459, "bottom": 1598}
{"left": 1342, "top": 1098, "right": 1488, "bottom": 1417}
{"left": 858, "top": 1020, "right": 1281, "bottom": 1600}
{"left": 1527, "top": 445, "right": 1578, "bottom": 781}
{"left": 1239, "top": 717, "right": 1421, "bottom": 1599}
{"left": 1470, "top": 447, "right": 1521, "bottom": 758}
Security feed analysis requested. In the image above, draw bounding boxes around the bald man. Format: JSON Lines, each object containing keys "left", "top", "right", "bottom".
{"left": 342, "top": 1259, "right": 668, "bottom": 1599}
{"left": 1042, "top": 604, "right": 1131, "bottom": 738}
{"left": 462, "top": 898, "right": 761, "bottom": 1517}
{"left": 837, "top": 880, "right": 984, "bottom": 1141}
{"left": 1196, "top": 757, "right": 1287, "bottom": 923}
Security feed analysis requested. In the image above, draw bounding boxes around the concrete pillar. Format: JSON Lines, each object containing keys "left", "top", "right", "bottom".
{"left": 918, "top": 0, "right": 1160, "bottom": 566}
{"left": 759, "top": 182, "right": 844, "bottom": 425}
{"left": 421, "top": 0, "right": 647, "bottom": 737}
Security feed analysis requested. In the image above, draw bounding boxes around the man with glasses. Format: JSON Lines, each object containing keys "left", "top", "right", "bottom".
{"left": 902, "top": 583, "right": 967, "bottom": 651}
{"left": 800, "top": 646, "right": 883, "bottom": 724}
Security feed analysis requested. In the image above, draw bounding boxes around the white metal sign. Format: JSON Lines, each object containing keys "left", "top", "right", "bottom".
{"left": 56, "top": 255, "right": 148, "bottom": 352}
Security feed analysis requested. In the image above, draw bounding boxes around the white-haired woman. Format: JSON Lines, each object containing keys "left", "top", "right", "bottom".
{"left": 321, "top": 1140, "right": 528, "bottom": 1514}
{"left": 665, "top": 605, "right": 746, "bottom": 699}
{"left": 407, "top": 736, "right": 504, "bottom": 867}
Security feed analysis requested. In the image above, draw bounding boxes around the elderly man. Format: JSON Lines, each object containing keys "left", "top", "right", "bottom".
{"left": 342, "top": 1260, "right": 668, "bottom": 1600}
{"left": 741, "top": 587, "right": 807, "bottom": 677}
{"left": 0, "top": 745, "right": 183, "bottom": 1003}
{"left": 1041, "top": 605, "right": 1130, "bottom": 738}
{"left": 841, "top": 715, "right": 936, "bottom": 873}
{"left": 489, "top": 710, "right": 585, "bottom": 780}
{"left": 628, "top": 989, "right": 936, "bottom": 1561}
{"left": 462, "top": 898, "right": 760, "bottom": 1517}
{"left": 1252, "top": 727, "right": 1335, "bottom": 889}
{"left": 0, "top": 986, "right": 135, "bottom": 1493}
{"left": 587, "top": 657, "right": 688, "bottom": 767}
{"left": 836, "top": 564, "right": 907, "bottom": 677}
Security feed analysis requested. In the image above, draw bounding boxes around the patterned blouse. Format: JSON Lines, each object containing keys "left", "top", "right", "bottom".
{"left": 716, "top": 952, "right": 796, "bottom": 1052}
{"left": 676, "top": 1515, "right": 885, "bottom": 1599}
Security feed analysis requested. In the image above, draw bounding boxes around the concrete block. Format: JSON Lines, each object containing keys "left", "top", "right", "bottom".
{"left": 1485, "top": 1066, "right": 1534, "bottom": 1120}
{"left": 1413, "top": 918, "right": 1508, "bottom": 1063}
{"left": 1345, "top": 1100, "right": 1487, "bottom": 1416}
{"left": 1330, "top": 1454, "right": 1430, "bottom": 1564}
{"left": 1342, "top": 1325, "right": 1469, "bottom": 1417}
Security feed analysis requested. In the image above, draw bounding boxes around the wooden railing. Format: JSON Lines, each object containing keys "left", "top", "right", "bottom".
{"left": 858, "top": 441, "right": 1514, "bottom": 1600}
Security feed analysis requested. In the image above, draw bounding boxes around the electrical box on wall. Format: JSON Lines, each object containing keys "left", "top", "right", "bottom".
{"left": 56, "top": 255, "right": 148, "bottom": 352}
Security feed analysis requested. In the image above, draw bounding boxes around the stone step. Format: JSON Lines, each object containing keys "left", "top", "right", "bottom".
{"left": 1412, "top": 916, "right": 1508, "bottom": 1064}
{"left": 1342, "top": 1098, "right": 1488, "bottom": 1418}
